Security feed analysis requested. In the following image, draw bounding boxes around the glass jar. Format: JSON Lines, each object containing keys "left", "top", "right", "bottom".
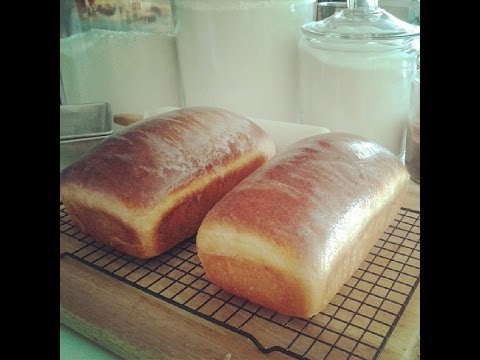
{"left": 298, "top": 0, "right": 420, "bottom": 157}
{"left": 60, "top": 0, "right": 181, "bottom": 115}
{"left": 317, "top": 2, "right": 347, "bottom": 21}
{"left": 173, "top": 0, "right": 316, "bottom": 122}
{"left": 406, "top": 69, "right": 420, "bottom": 182}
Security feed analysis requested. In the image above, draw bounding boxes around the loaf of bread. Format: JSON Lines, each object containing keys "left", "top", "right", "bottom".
{"left": 197, "top": 133, "right": 409, "bottom": 318}
{"left": 60, "top": 107, "right": 276, "bottom": 259}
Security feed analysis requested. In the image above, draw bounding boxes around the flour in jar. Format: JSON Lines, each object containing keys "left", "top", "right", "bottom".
{"left": 298, "top": 37, "right": 417, "bottom": 156}
{"left": 60, "top": 29, "right": 181, "bottom": 115}
{"left": 174, "top": 0, "right": 316, "bottom": 123}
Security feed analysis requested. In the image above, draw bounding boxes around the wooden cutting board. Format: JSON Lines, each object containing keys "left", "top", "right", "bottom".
{"left": 60, "top": 118, "right": 420, "bottom": 359}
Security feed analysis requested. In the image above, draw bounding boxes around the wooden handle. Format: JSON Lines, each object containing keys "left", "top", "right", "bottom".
{"left": 114, "top": 113, "right": 144, "bottom": 127}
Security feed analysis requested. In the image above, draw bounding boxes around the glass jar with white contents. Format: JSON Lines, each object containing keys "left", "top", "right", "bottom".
{"left": 173, "top": 0, "right": 317, "bottom": 123}
{"left": 60, "top": 0, "right": 182, "bottom": 115}
{"left": 298, "top": 0, "right": 420, "bottom": 158}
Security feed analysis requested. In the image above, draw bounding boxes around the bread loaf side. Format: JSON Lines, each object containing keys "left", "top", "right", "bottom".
{"left": 197, "top": 133, "right": 409, "bottom": 317}
{"left": 60, "top": 107, "right": 276, "bottom": 258}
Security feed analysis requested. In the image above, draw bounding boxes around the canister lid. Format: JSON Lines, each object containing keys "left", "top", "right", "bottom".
{"left": 303, "top": 0, "right": 419, "bottom": 41}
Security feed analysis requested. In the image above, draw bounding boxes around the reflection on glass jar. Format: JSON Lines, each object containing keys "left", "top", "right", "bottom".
{"left": 174, "top": 0, "right": 316, "bottom": 122}
{"left": 316, "top": 1, "right": 347, "bottom": 21}
{"left": 406, "top": 69, "right": 420, "bottom": 183}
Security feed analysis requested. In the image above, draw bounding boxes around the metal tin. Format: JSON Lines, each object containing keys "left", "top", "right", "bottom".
{"left": 60, "top": 135, "right": 109, "bottom": 172}
{"left": 60, "top": 103, "right": 113, "bottom": 140}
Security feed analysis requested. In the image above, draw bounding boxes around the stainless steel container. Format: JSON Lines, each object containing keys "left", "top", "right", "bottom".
{"left": 60, "top": 136, "right": 108, "bottom": 172}
{"left": 60, "top": 103, "right": 113, "bottom": 171}
{"left": 60, "top": 102, "right": 113, "bottom": 140}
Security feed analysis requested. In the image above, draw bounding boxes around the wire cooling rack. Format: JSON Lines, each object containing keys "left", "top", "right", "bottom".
{"left": 60, "top": 205, "right": 420, "bottom": 360}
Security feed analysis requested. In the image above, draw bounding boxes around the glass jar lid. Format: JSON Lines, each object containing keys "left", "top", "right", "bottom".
{"left": 303, "top": 0, "right": 420, "bottom": 41}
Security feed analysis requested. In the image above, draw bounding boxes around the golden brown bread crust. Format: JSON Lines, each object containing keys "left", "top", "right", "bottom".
{"left": 60, "top": 107, "right": 276, "bottom": 258}
{"left": 61, "top": 107, "right": 271, "bottom": 209}
{"left": 200, "top": 254, "right": 311, "bottom": 316}
{"left": 197, "top": 133, "right": 410, "bottom": 317}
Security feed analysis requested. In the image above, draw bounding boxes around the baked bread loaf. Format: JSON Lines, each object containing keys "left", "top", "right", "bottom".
{"left": 60, "top": 107, "right": 276, "bottom": 259}
{"left": 197, "top": 133, "right": 409, "bottom": 318}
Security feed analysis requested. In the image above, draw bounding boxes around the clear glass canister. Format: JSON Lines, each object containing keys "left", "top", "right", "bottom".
{"left": 173, "top": 0, "right": 317, "bottom": 122}
{"left": 317, "top": 2, "right": 347, "bottom": 21}
{"left": 298, "top": 0, "right": 420, "bottom": 157}
{"left": 60, "top": 0, "right": 181, "bottom": 115}
{"left": 406, "top": 69, "right": 420, "bottom": 182}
